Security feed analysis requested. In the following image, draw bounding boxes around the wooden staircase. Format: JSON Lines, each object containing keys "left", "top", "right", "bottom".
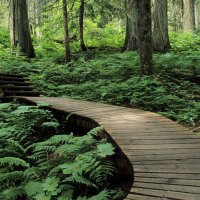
{"left": 0, "top": 73, "right": 40, "bottom": 97}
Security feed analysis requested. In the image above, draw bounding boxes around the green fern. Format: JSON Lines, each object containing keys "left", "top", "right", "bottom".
{"left": 0, "top": 157, "right": 30, "bottom": 168}
{"left": 1, "top": 186, "right": 25, "bottom": 200}
{"left": 0, "top": 102, "right": 120, "bottom": 199}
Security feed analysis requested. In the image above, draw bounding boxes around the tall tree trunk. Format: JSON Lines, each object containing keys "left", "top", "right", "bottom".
{"left": 195, "top": 1, "right": 200, "bottom": 29}
{"left": 137, "top": 0, "right": 153, "bottom": 75}
{"left": 10, "top": 0, "right": 35, "bottom": 58}
{"left": 62, "top": 0, "right": 71, "bottom": 63}
{"left": 171, "top": 0, "right": 184, "bottom": 31}
{"left": 152, "top": 0, "right": 171, "bottom": 52}
{"left": 79, "top": 0, "right": 87, "bottom": 51}
{"left": 124, "top": 0, "right": 138, "bottom": 50}
{"left": 183, "top": 0, "right": 195, "bottom": 32}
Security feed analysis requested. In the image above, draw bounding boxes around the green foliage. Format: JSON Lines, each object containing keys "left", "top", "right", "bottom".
{"left": 1, "top": 31, "right": 200, "bottom": 127}
{"left": 0, "top": 103, "right": 120, "bottom": 200}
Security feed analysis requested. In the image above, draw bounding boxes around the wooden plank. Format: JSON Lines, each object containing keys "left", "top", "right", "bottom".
{"left": 111, "top": 134, "right": 198, "bottom": 140}
{"left": 134, "top": 177, "right": 200, "bottom": 187}
{"left": 134, "top": 164, "right": 200, "bottom": 173}
{"left": 0, "top": 73, "right": 24, "bottom": 78}
{"left": 116, "top": 138, "right": 200, "bottom": 145}
{"left": 132, "top": 182, "right": 200, "bottom": 194}
{"left": 0, "top": 76, "right": 27, "bottom": 81}
{"left": 130, "top": 188, "right": 200, "bottom": 200}
{"left": 135, "top": 172, "right": 200, "bottom": 180}
{"left": 107, "top": 129, "right": 191, "bottom": 134}
{"left": 133, "top": 158, "right": 200, "bottom": 165}
{"left": 0, "top": 81, "right": 30, "bottom": 86}
{"left": 1, "top": 85, "right": 34, "bottom": 90}
{"left": 128, "top": 153, "right": 200, "bottom": 161}
{"left": 119, "top": 143, "right": 200, "bottom": 150}
{"left": 4, "top": 91, "right": 40, "bottom": 97}
{"left": 125, "top": 193, "right": 169, "bottom": 200}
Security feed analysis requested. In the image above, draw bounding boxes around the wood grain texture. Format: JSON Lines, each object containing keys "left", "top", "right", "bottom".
{"left": 13, "top": 97, "right": 200, "bottom": 200}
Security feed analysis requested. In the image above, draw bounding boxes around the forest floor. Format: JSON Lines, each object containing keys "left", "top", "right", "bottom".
{"left": 0, "top": 32, "right": 200, "bottom": 132}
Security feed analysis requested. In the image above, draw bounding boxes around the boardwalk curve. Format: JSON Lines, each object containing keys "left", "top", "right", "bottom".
{"left": 12, "top": 96, "right": 200, "bottom": 200}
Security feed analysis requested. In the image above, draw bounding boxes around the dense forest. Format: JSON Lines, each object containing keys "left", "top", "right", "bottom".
{"left": 0, "top": 0, "right": 200, "bottom": 199}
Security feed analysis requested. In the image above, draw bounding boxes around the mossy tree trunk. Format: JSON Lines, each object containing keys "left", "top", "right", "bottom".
{"left": 152, "top": 0, "right": 171, "bottom": 52}
{"left": 171, "top": 0, "right": 184, "bottom": 31}
{"left": 10, "top": 0, "right": 35, "bottom": 58}
{"left": 124, "top": 0, "right": 138, "bottom": 51}
{"left": 183, "top": 0, "right": 195, "bottom": 32}
{"left": 195, "top": 1, "right": 200, "bottom": 29}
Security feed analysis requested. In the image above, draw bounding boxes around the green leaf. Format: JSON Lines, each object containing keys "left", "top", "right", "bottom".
{"left": 97, "top": 143, "right": 115, "bottom": 157}
{"left": 42, "top": 177, "right": 59, "bottom": 193}
{"left": 25, "top": 181, "right": 42, "bottom": 197}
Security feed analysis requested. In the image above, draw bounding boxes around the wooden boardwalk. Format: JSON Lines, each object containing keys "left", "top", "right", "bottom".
{"left": 13, "top": 96, "right": 200, "bottom": 200}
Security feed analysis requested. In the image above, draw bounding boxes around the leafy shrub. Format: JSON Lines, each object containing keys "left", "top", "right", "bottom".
{"left": 0, "top": 103, "right": 122, "bottom": 200}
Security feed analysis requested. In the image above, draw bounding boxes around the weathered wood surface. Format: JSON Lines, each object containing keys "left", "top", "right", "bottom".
{"left": 11, "top": 97, "right": 200, "bottom": 199}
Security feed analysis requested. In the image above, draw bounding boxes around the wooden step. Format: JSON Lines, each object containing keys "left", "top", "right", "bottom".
{"left": 3, "top": 91, "right": 40, "bottom": 97}
{"left": 0, "top": 81, "right": 31, "bottom": 86}
{"left": 1, "top": 85, "right": 34, "bottom": 91}
{"left": 0, "top": 73, "right": 24, "bottom": 78}
{"left": 0, "top": 76, "right": 28, "bottom": 82}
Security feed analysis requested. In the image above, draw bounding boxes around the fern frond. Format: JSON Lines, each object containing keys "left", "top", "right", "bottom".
{"left": 24, "top": 167, "right": 41, "bottom": 180}
{"left": 0, "top": 157, "right": 30, "bottom": 168}
{"left": 87, "top": 189, "right": 111, "bottom": 200}
{"left": 0, "top": 149, "right": 22, "bottom": 158}
{"left": 36, "top": 134, "right": 74, "bottom": 146}
{"left": 24, "top": 181, "right": 42, "bottom": 197}
{"left": 1, "top": 186, "right": 25, "bottom": 200}
{"left": 0, "top": 171, "right": 25, "bottom": 184}
{"left": 63, "top": 175, "right": 96, "bottom": 188}
{"left": 87, "top": 126, "right": 104, "bottom": 136}
{"left": 55, "top": 143, "right": 82, "bottom": 156}
{"left": 90, "top": 160, "right": 116, "bottom": 187}
{"left": 42, "top": 176, "right": 60, "bottom": 193}
{"left": 0, "top": 138, "right": 25, "bottom": 153}
{"left": 57, "top": 189, "right": 73, "bottom": 200}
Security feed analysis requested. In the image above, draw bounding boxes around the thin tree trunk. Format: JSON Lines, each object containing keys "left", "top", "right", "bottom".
{"left": 195, "top": 1, "right": 200, "bottom": 29}
{"left": 152, "top": 0, "right": 171, "bottom": 52}
{"left": 62, "top": 0, "right": 71, "bottom": 63}
{"left": 10, "top": 0, "right": 35, "bottom": 58}
{"left": 124, "top": 0, "right": 138, "bottom": 50}
{"left": 183, "top": 0, "right": 195, "bottom": 32}
{"left": 79, "top": 0, "right": 87, "bottom": 51}
{"left": 137, "top": 0, "right": 153, "bottom": 75}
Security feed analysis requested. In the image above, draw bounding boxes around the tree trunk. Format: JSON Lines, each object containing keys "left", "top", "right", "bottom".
{"left": 137, "top": 0, "right": 153, "bottom": 75}
{"left": 195, "top": 1, "right": 200, "bottom": 29}
{"left": 152, "top": 0, "right": 171, "bottom": 52}
{"left": 10, "top": 0, "right": 35, "bottom": 58}
{"left": 124, "top": 0, "right": 138, "bottom": 50}
{"left": 79, "top": 0, "right": 87, "bottom": 51}
{"left": 183, "top": 0, "right": 195, "bottom": 32}
{"left": 62, "top": 0, "right": 71, "bottom": 63}
{"left": 171, "top": 0, "right": 184, "bottom": 31}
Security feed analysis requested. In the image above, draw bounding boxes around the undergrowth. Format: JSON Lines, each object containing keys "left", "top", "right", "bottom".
{"left": 0, "top": 32, "right": 199, "bottom": 128}
{"left": 0, "top": 102, "right": 122, "bottom": 200}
